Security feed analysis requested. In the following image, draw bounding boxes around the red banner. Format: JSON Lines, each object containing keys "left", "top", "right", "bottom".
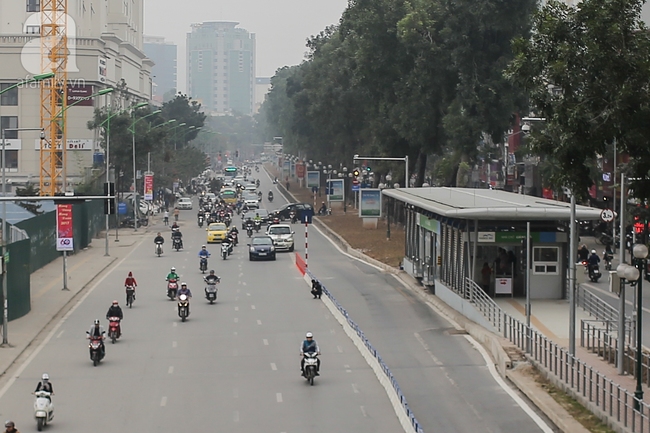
{"left": 144, "top": 174, "right": 154, "bottom": 201}
{"left": 56, "top": 204, "right": 74, "bottom": 251}
{"left": 296, "top": 163, "right": 305, "bottom": 179}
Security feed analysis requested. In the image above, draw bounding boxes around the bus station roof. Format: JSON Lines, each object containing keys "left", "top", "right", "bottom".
{"left": 382, "top": 187, "right": 604, "bottom": 221}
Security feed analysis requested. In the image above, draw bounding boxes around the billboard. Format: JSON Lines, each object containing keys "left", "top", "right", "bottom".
{"left": 327, "top": 179, "right": 344, "bottom": 202}
{"left": 144, "top": 174, "right": 154, "bottom": 201}
{"left": 67, "top": 85, "right": 95, "bottom": 106}
{"left": 56, "top": 204, "right": 74, "bottom": 251}
{"left": 359, "top": 189, "right": 382, "bottom": 217}
{"left": 307, "top": 171, "right": 320, "bottom": 188}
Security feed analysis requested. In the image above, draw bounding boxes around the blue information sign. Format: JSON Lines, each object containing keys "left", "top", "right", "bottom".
{"left": 118, "top": 202, "right": 128, "bottom": 215}
{"left": 352, "top": 184, "right": 360, "bottom": 192}
{"left": 302, "top": 209, "right": 314, "bottom": 224}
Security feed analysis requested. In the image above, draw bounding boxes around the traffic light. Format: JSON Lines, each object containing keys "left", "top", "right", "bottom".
{"left": 103, "top": 182, "right": 115, "bottom": 215}
{"left": 366, "top": 166, "right": 372, "bottom": 173}
{"left": 353, "top": 168, "right": 360, "bottom": 177}
{"left": 235, "top": 150, "right": 239, "bottom": 158}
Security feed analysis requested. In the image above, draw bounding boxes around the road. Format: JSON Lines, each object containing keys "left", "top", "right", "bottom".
{"left": 0, "top": 167, "right": 553, "bottom": 433}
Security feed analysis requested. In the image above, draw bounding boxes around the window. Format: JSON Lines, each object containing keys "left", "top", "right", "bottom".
{"left": 0, "top": 151, "right": 18, "bottom": 169}
{"left": 25, "top": 25, "right": 40, "bottom": 34}
{"left": 26, "top": 0, "right": 40, "bottom": 12}
{"left": 0, "top": 117, "right": 18, "bottom": 139}
{"left": 533, "top": 246, "right": 559, "bottom": 275}
{"left": 0, "top": 85, "right": 18, "bottom": 106}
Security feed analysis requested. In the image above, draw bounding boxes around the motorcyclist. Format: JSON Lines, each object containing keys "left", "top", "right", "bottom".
{"left": 223, "top": 233, "right": 234, "bottom": 254}
{"left": 34, "top": 373, "right": 54, "bottom": 397}
{"left": 198, "top": 245, "right": 211, "bottom": 260}
{"left": 318, "top": 201, "right": 327, "bottom": 215}
{"left": 268, "top": 191, "right": 274, "bottom": 201}
{"left": 4, "top": 421, "right": 18, "bottom": 433}
{"left": 124, "top": 271, "right": 137, "bottom": 301}
{"left": 177, "top": 283, "right": 192, "bottom": 300}
{"left": 300, "top": 332, "right": 321, "bottom": 376}
{"left": 166, "top": 267, "right": 179, "bottom": 282}
{"left": 578, "top": 244, "right": 590, "bottom": 262}
{"left": 154, "top": 232, "right": 165, "bottom": 245}
{"left": 588, "top": 249, "right": 601, "bottom": 273}
{"left": 106, "top": 300, "right": 123, "bottom": 321}
{"left": 171, "top": 228, "right": 183, "bottom": 249}
{"left": 163, "top": 210, "right": 169, "bottom": 226}
{"left": 87, "top": 319, "right": 106, "bottom": 357}
{"left": 204, "top": 270, "right": 220, "bottom": 285}
{"left": 171, "top": 221, "right": 179, "bottom": 231}
{"left": 173, "top": 207, "right": 180, "bottom": 222}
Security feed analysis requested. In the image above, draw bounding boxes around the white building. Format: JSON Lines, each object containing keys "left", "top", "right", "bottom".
{"left": 0, "top": 0, "right": 152, "bottom": 191}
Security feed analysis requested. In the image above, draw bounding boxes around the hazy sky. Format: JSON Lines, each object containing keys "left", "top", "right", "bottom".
{"left": 144, "top": 0, "right": 349, "bottom": 93}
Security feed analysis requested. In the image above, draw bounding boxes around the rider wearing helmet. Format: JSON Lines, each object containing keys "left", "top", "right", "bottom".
{"left": 4, "top": 421, "right": 18, "bottom": 433}
{"left": 166, "top": 267, "right": 179, "bottom": 281}
{"left": 177, "top": 282, "right": 192, "bottom": 299}
{"left": 300, "top": 332, "right": 321, "bottom": 376}
{"left": 106, "top": 300, "right": 123, "bottom": 321}
{"left": 35, "top": 373, "right": 54, "bottom": 395}
{"left": 204, "top": 270, "right": 220, "bottom": 285}
{"left": 87, "top": 319, "right": 106, "bottom": 356}
{"left": 588, "top": 249, "right": 601, "bottom": 271}
{"left": 198, "top": 245, "right": 211, "bottom": 259}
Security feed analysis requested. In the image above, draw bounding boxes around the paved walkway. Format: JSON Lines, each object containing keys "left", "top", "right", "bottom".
{"left": 0, "top": 223, "right": 153, "bottom": 379}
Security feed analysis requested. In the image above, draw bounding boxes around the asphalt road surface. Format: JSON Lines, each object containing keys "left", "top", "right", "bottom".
{"left": 0, "top": 168, "right": 554, "bottom": 433}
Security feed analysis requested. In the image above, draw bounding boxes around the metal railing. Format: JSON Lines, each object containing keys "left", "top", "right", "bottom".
{"left": 461, "top": 277, "right": 650, "bottom": 432}
{"left": 577, "top": 284, "right": 624, "bottom": 324}
{"left": 9, "top": 225, "right": 28, "bottom": 243}
{"left": 308, "top": 269, "right": 424, "bottom": 433}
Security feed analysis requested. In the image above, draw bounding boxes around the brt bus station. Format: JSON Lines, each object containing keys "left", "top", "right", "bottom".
{"left": 382, "top": 187, "right": 603, "bottom": 304}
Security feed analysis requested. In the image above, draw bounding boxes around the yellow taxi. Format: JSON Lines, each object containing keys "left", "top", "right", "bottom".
{"left": 206, "top": 223, "right": 228, "bottom": 243}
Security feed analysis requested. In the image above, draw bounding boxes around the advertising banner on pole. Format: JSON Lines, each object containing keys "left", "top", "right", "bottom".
{"left": 144, "top": 174, "right": 154, "bottom": 201}
{"left": 56, "top": 204, "right": 74, "bottom": 251}
{"left": 326, "top": 179, "right": 344, "bottom": 202}
{"left": 307, "top": 171, "right": 320, "bottom": 188}
{"left": 359, "top": 189, "right": 382, "bottom": 217}
{"left": 296, "top": 163, "right": 305, "bottom": 179}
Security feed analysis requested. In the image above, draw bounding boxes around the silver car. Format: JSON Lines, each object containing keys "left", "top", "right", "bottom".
{"left": 266, "top": 224, "right": 294, "bottom": 252}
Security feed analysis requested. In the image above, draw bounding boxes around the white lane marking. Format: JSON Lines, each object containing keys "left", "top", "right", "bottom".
{"left": 56, "top": 330, "right": 64, "bottom": 339}
{"left": 239, "top": 273, "right": 244, "bottom": 277}
{"left": 463, "top": 335, "right": 554, "bottom": 433}
{"left": 234, "top": 318, "right": 239, "bottom": 323}
{"left": 414, "top": 332, "right": 443, "bottom": 366}
{"left": 235, "top": 306, "right": 239, "bottom": 311}
{"left": 160, "top": 396, "right": 167, "bottom": 407}
{"left": 337, "top": 345, "right": 343, "bottom": 353}
{"left": 234, "top": 411, "right": 240, "bottom": 422}
{"left": 246, "top": 293, "right": 251, "bottom": 296}
{"left": 257, "top": 320, "right": 262, "bottom": 325}
{"left": 360, "top": 406, "right": 367, "bottom": 417}
{"left": 276, "top": 393, "right": 283, "bottom": 403}
{"left": 251, "top": 305, "right": 256, "bottom": 310}
{"left": 344, "top": 364, "right": 352, "bottom": 373}
{"left": 172, "top": 341, "right": 177, "bottom": 348}
{"left": 263, "top": 339, "right": 269, "bottom": 345}
{"left": 172, "top": 322, "right": 177, "bottom": 327}
{"left": 271, "top": 363, "right": 277, "bottom": 370}
{"left": 352, "top": 383, "right": 359, "bottom": 393}
{"left": 242, "top": 282, "right": 247, "bottom": 286}
{"left": 0, "top": 235, "right": 144, "bottom": 401}
{"left": 168, "top": 366, "right": 174, "bottom": 374}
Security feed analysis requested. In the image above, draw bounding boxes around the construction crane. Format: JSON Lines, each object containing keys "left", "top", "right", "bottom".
{"left": 39, "top": 0, "right": 68, "bottom": 196}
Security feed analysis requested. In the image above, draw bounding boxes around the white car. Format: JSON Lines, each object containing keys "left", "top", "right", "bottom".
{"left": 243, "top": 192, "right": 259, "bottom": 209}
{"left": 266, "top": 224, "right": 295, "bottom": 252}
{"left": 177, "top": 197, "right": 193, "bottom": 210}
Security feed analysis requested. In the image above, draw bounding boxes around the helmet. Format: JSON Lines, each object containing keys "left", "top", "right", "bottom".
{"left": 42, "top": 373, "right": 49, "bottom": 381}
{"left": 210, "top": 270, "right": 215, "bottom": 274}
{"left": 202, "top": 245, "right": 206, "bottom": 248}
{"left": 4, "top": 421, "right": 14, "bottom": 428}
{"left": 171, "top": 267, "right": 176, "bottom": 271}
{"left": 592, "top": 249, "right": 596, "bottom": 254}
{"left": 306, "top": 332, "right": 313, "bottom": 338}
{"left": 181, "top": 282, "right": 187, "bottom": 287}
{"left": 112, "top": 300, "right": 118, "bottom": 306}
{"left": 94, "top": 319, "right": 100, "bottom": 325}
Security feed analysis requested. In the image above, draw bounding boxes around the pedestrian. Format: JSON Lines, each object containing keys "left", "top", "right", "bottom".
{"left": 173, "top": 207, "right": 180, "bottom": 222}
{"left": 311, "top": 279, "right": 322, "bottom": 299}
{"left": 4, "top": 420, "right": 18, "bottom": 433}
{"left": 480, "top": 263, "right": 491, "bottom": 294}
{"left": 286, "top": 180, "right": 290, "bottom": 191}
{"left": 163, "top": 209, "right": 169, "bottom": 226}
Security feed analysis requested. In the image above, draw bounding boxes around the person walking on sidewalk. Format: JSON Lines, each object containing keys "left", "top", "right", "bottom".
{"left": 124, "top": 271, "right": 137, "bottom": 302}
{"left": 480, "top": 263, "right": 492, "bottom": 294}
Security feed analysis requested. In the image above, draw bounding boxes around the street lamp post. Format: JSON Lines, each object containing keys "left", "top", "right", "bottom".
{"left": 129, "top": 109, "right": 161, "bottom": 230}
{"left": 633, "top": 244, "right": 648, "bottom": 409}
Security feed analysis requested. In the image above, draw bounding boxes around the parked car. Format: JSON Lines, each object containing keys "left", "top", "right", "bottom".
{"left": 272, "top": 203, "right": 314, "bottom": 221}
{"left": 177, "top": 197, "right": 193, "bottom": 210}
{"left": 266, "top": 224, "right": 294, "bottom": 252}
{"left": 248, "top": 235, "right": 276, "bottom": 261}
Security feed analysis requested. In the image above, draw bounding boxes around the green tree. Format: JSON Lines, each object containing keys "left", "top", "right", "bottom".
{"left": 15, "top": 184, "right": 43, "bottom": 215}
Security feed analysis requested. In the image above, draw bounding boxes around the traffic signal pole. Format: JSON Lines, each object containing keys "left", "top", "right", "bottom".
{"left": 352, "top": 155, "right": 410, "bottom": 187}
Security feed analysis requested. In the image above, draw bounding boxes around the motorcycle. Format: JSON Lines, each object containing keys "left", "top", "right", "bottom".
{"left": 205, "top": 280, "right": 220, "bottom": 304}
{"left": 173, "top": 237, "right": 183, "bottom": 251}
{"left": 167, "top": 279, "right": 179, "bottom": 300}
{"left": 588, "top": 263, "right": 602, "bottom": 282}
{"left": 200, "top": 257, "right": 208, "bottom": 273}
{"left": 221, "top": 243, "right": 229, "bottom": 260}
{"left": 603, "top": 251, "right": 613, "bottom": 271}
{"left": 302, "top": 352, "right": 319, "bottom": 386}
{"left": 155, "top": 241, "right": 163, "bottom": 257}
{"left": 273, "top": 177, "right": 278, "bottom": 184}
{"left": 230, "top": 231, "right": 239, "bottom": 246}
{"left": 289, "top": 211, "right": 297, "bottom": 224}
{"left": 126, "top": 286, "right": 135, "bottom": 308}
{"left": 33, "top": 390, "right": 54, "bottom": 431}
{"left": 256, "top": 179, "right": 260, "bottom": 188}
{"left": 108, "top": 317, "right": 121, "bottom": 343}
{"left": 86, "top": 334, "right": 105, "bottom": 366}
{"left": 246, "top": 227, "right": 253, "bottom": 238}
{"left": 268, "top": 192, "right": 274, "bottom": 202}
{"left": 254, "top": 220, "right": 261, "bottom": 233}
{"left": 198, "top": 215, "right": 204, "bottom": 227}
{"left": 178, "top": 294, "right": 190, "bottom": 322}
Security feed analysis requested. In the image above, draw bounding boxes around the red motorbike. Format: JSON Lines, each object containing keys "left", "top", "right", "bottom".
{"left": 167, "top": 279, "right": 179, "bottom": 300}
{"left": 108, "top": 317, "right": 121, "bottom": 343}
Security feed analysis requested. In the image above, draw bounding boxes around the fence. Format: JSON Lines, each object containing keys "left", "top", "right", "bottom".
{"left": 459, "top": 277, "right": 650, "bottom": 432}
{"left": 577, "top": 284, "right": 625, "bottom": 325}
{"left": 306, "top": 266, "right": 424, "bottom": 433}
{"left": 1, "top": 239, "right": 31, "bottom": 320}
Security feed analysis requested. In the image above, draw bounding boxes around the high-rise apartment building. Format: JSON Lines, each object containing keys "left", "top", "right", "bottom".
{"left": 187, "top": 22, "right": 256, "bottom": 115}
{"left": 144, "top": 36, "right": 177, "bottom": 104}
{"left": 0, "top": 0, "right": 152, "bottom": 190}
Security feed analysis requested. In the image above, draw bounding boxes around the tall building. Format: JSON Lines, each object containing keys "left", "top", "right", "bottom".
{"left": 144, "top": 36, "right": 177, "bottom": 104}
{"left": 187, "top": 22, "right": 256, "bottom": 115}
{"left": 0, "top": 0, "right": 152, "bottom": 190}
{"left": 254, "top": 77, "right": 271, "bottom": 113}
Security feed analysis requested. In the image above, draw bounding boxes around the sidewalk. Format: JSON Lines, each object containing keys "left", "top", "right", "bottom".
{"left": 0, "top": 223, "right": 152, "bottom": 379}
